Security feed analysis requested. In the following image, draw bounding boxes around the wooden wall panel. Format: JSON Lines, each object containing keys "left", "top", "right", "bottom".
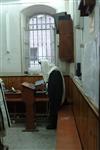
{"left": 72, "top": 83, "right": 81, "bottom": 138}
{"left": 3, "top": 77, "right": 22, "bottom": 90}
{"left": 67, "top": 77, "right": 73, "bottom": 103}
{"left": 87, "top": 107, "right": 99, "bottom": 150}
{"left": 79, "top": 94, "right": 88, "bottom": 150}
{"left": 2, "top": 76, "right": 43, "bottom": 90}
{"left": 69, "top": 77, "right": 99, "bottom": 150}
{"left": 63, "top": 76, "right": 69, "bottom": 103}
{"left": 2, "top": 75, "right": 68, "bottom": 91}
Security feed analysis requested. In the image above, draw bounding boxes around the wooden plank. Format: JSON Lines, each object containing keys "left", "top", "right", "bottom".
{"left": 56, "top": 105, "right": 82, "bottom": 150}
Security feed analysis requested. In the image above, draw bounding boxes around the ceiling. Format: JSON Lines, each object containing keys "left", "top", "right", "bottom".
{"left": 1, "top": 0, "right": 20, "bottom": 1}
{"left": 1, "top": 0, "right": 21, "bottom": 3}
{"left": 0, "top": 0, "right": 37, "bottom": 3}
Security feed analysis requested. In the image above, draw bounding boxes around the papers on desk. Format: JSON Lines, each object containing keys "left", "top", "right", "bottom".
{"left": 34, "top": 80, "right": 45, "bottom": 87}
{"left": 34, "top": 80, "right": 46, "bottom": 91}
{"left": 35, "top": 90, "right": 47, "bottom": 97}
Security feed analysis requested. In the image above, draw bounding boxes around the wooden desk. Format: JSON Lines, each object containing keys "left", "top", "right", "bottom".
{"left": 5, "top": 90, "right": 24, "bottom": 121}
{"left": 22, "top": 82, "right": 48, "bottom": 131}
{"left": 5, "top": 90, "right": 22, "bottom": 102}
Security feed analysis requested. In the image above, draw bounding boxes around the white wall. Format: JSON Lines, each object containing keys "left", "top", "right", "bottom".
{"left": 0, "top": 5, "right": 23, "bottom": 72}
{"left": 70, "top": 0, "right": 100, "bottom": 73}
{"left": 82, "top": 5, "right": 99, "bottom": 108}
{"left": 71, "top": 1, "right": 100, "bottom": 109}
{"left": 0, "top": 0, "right": 69, "bottom": 73}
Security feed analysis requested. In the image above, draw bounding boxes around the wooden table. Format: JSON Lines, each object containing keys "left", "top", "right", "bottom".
{"left": 22, "top": 82, "right": 48, "bottom": 131}
{"left": 5, "top": 90, "right": 23, "bottom": 122}
{"left": 5, "top": 90, "right": 22, "bottom": 102}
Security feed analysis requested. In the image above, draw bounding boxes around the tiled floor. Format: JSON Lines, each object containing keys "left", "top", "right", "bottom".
{"left": 3, "top": 121, "right": 56, "bottom": 150}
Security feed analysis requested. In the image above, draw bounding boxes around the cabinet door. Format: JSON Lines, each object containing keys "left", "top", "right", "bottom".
{"left": 58, "top": 20, "right": 73, "bottom": 34}
{"left": 59, "top": 33, "right": 74, "bottom": 62}
{"left": 58, "top": 19, "right": 74, "bottom": 62}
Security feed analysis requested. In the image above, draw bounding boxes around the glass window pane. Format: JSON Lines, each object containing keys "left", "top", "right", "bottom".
{"left": 47, "top": 24, "right": 50, "bottom": 29}
{"left": 29, "top": 25, "right": 33, "bottom": 30}
{"left": 29, "top": 31, "right": 33, "bottom": 48}
{"left": 42, "top": 16, "right": 45, "bottom": 24}
{"left": 28, "top": 14, "right": 55, "bottom": 69}
{"left": 42, "top": 24, "right": 45, "bottom": 29}
{"left": 38, "top": 25, "right": 41, "bottom": 29}
{"left": 33, "top": 18, "right": 36, "bottom": 24}
{"left": 33, "top": 31, "right": 37, "bottom": 47}
{"left": 33, "top": 25, "right": 36, "bottom": 29}
{"left": 29, "top": 19, "right": 32, "bottom": 24}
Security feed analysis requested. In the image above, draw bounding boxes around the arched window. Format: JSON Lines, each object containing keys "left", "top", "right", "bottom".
{"left": 21, "top": 5, "right": 56, "bottom": 73}
{"left": 28, "top": 14, "right": 56, "bottom": 70}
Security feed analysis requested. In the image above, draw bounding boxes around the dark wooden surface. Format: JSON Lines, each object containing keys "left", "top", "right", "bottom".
{"left": 5, "top": 90, "right": 22, "bottom": 102}
{"left": 68, "top": 77, "right": 99, "bottom": 150}
{"left": 22, "top": 82, "right": 48, "bottom": 131}
{"left": 58, "top": 19, "right": 74, "bottom": 62}
{"left": 56, "top": 105, "right": 82, "bottom": 150}
{"left": 22, "top": 83, "right": 36, "bottom": 131}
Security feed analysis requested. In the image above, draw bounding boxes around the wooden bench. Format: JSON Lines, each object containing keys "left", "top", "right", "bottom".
{"left": 56, "top": 105, "right": 82, "bottom": 150}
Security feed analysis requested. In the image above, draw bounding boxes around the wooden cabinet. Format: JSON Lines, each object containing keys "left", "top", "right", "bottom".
{"left": 58, "top": 19, "right": 74, "bottom": 62}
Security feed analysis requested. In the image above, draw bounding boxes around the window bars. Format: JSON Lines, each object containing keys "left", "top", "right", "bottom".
{"left": 28, "top": 14, "right": 56, "bottom": 68}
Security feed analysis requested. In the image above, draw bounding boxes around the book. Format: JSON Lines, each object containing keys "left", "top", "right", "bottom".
{"left": 34, "top": 80, "right": 46, "bottom": 91}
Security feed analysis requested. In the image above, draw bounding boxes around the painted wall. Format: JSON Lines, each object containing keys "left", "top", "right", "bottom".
{"left": 71, "top": 0, "right": 100, "bottom": 109}
{"left": 0, "top": 0, "right": 72, "bottom": 74}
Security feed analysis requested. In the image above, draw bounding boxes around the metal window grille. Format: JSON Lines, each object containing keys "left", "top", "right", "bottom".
{"left": 28, "top": 14, "right": 56, "bottom": 68}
